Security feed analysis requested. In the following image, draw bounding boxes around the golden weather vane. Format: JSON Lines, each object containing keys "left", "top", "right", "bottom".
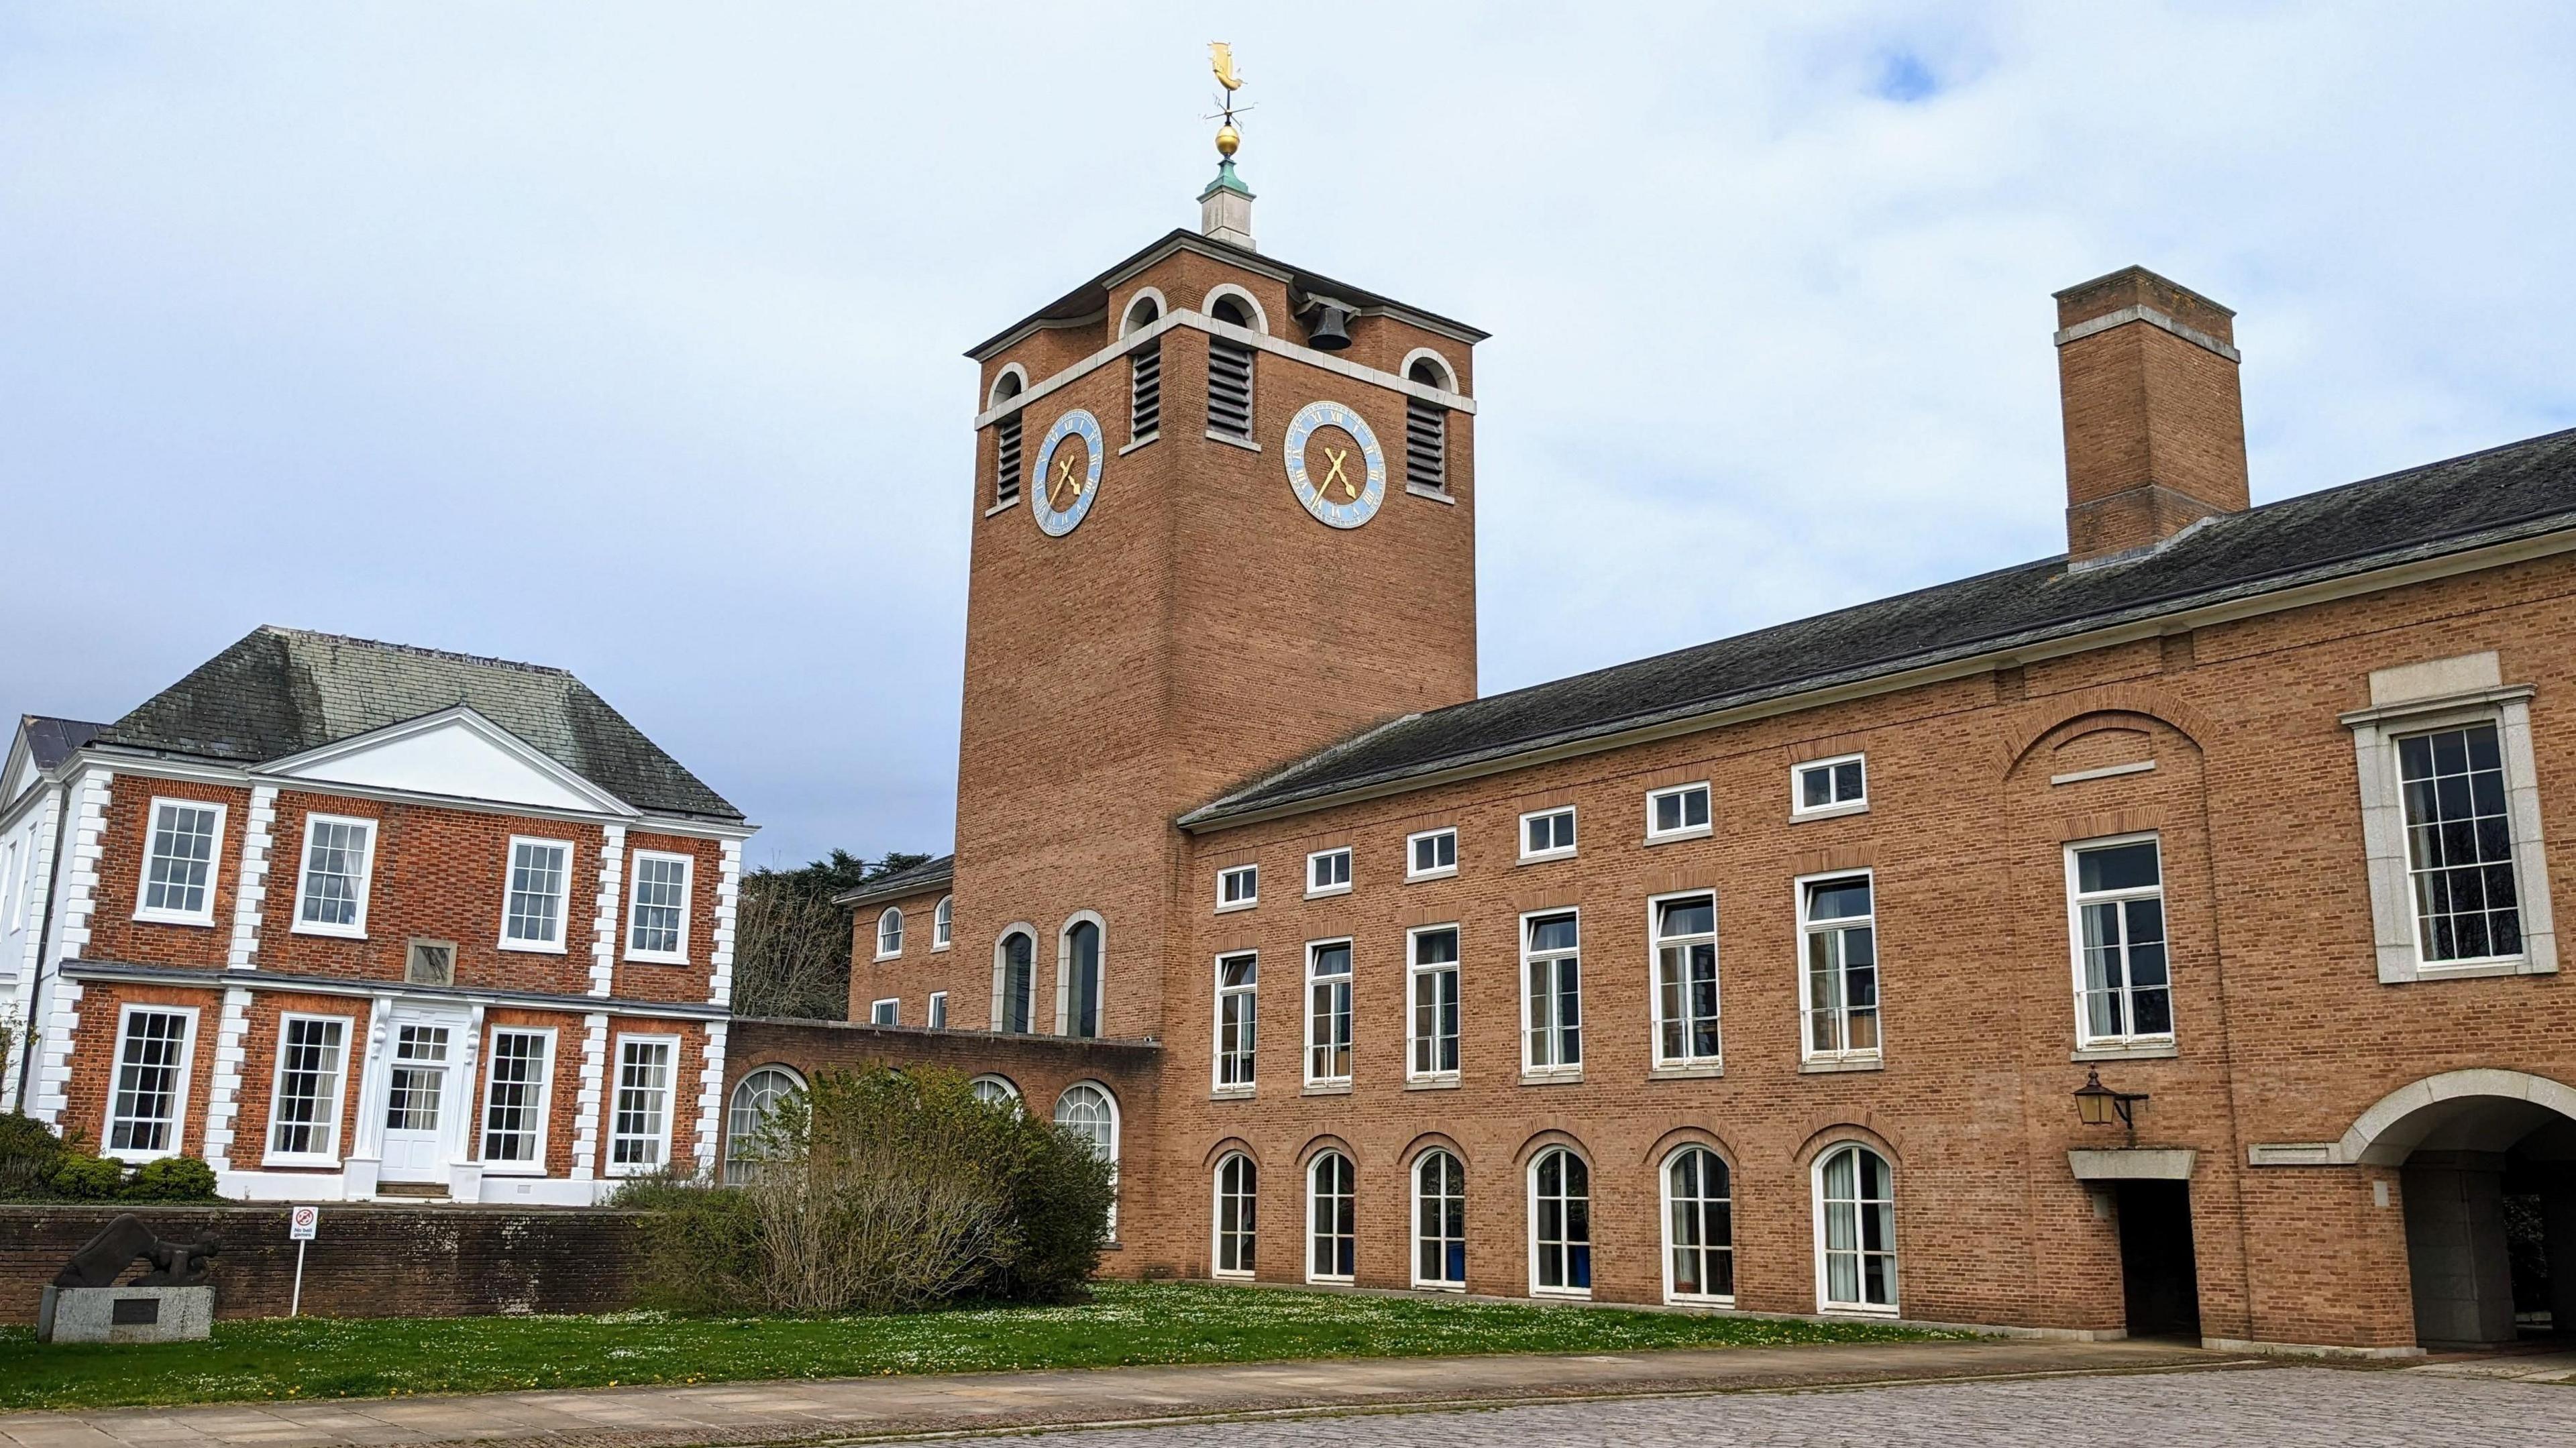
{"left": 1207, "top": 42, "right": 1251, "bottom": 158}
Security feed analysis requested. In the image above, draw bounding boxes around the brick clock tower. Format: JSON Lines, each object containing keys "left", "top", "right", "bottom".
{"left": 942, "top": 118, "right": 1486, "bottom": 1045}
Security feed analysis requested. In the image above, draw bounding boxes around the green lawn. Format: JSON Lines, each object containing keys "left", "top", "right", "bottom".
{"left": 0, "top": 1282, "right": 1953, "bottom": 1412}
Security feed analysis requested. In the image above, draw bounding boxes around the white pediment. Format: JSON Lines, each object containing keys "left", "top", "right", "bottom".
{"left": 260, "top": 708, "right": 632, "bottom": 816}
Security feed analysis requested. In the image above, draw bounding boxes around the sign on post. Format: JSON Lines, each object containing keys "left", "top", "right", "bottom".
{"left": 288, "top": 1206, "right": 319, "bottom": 1316}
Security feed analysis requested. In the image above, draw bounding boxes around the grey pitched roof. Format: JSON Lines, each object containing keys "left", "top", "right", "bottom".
{"left": 1185, "top": 426, "right": 2576, "bottom": 828}
{"left": 831, "top": 854, "right": 954, "bottom": 909}
{"left": 92, "top": 627, "right": 742, "bottom": 821}
{"left": 23, "top": 716, "right": 106, "bottom": 772}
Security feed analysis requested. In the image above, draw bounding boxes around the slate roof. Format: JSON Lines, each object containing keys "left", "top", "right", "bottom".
{"left": 91, "top": 626, "right": 741, "bottom": 821}
{"left": 22, "top": 716, "right": 106, "bottom": 772}
{"left": 1184, "top": 426, "right": 2576, "bottom": 828}
{"left": 831, "top": 854, "right": 955, "bottom": 909}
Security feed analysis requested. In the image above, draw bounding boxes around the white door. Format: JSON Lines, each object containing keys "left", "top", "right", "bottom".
{"left": 380, "top": 1019, "right": 459, "bottom": 1181}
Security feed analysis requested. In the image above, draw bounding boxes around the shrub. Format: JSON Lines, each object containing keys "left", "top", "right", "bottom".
{"left": 125, "top": 1156, "right": 220, "bottom": 1203}
{"left": 50, "top": 1154, "right": 127, "bottom": 1201}
{"left": 986, "top": 1112, "right": 1117, "bottom": 1304}
{"left": 0, "top": 1112, "right": 68, "bottom": 1201}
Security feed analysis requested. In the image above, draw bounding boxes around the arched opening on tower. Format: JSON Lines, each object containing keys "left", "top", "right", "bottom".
{"left": 2357, "top": 1084, "right": 2576, "bottom": 1347}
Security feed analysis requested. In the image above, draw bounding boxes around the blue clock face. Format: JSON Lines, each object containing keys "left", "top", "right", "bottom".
{"left": 1284, "top": 400, "right": 1387, "bottom": 530}
{"left": 1031, "top": 409, "right": 1105, "bottom": 536}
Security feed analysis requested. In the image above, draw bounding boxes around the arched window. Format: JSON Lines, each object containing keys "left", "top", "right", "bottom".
{"left": 1308, "top": 1150, "right": 1356, "bottom": 1283}
{"left": 932, "top": 895, "right": 953, "bottom": 950}
{"left": 1214, "top": 1152, "right": 1258, "bottom": 1278}
{"left": 1403, "top": 354, "right": 1453, "bottom": 494}
{"left": 1054, "top": 1081, "right": 1119, "bottom": 1234}
{"left": 969, "top": 1074, "right": 1021, "bottom": 1111}
{"left": 724, "top": 1066, "right": 804, "bottom": 1184}
{"left": 1815, "top": 1144, "right": 1897, "bottom": 1312}
{"left": 876, "top": 907, "right": 904, "bottom": 959}
{"left": 996, "top": 929, "right": 1036, "bottom": 1033}
{"left": 1664, "top": 1146, "right": 1733, "bottom": 1302}
{"left": 1063, "top": 917, "right": 1103, "bottom": 1038}
{"left": 1205, "top": 292, "right": 1256, "bottom": 442}
{"left": 1529, "top": 1146, "right": 1592, "bottom": 1296}
{"left": 1413, "top": 1149, "right": 1466, "bottom": 1289}
{"left": 991, "top": 370, "right": 1026, "bottom": 506}
{"left": 1122, "top": 292, "right": 1163, "bottom": 336}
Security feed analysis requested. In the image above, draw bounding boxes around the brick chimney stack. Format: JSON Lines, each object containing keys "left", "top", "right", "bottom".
{"left": 2053, "top": 266, "right": 2249, "bottom": 566}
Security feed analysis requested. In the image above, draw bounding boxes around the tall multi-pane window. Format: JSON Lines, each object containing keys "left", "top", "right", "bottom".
{"left": 137, "top": 800, "right": 223, "bottom": 922}
{"left": 1306, "top": 941, "right": 1353, "bottom": 1084}
{"left": 610, "top": 1038, "right": 675, "bottom": 1172}
{"left": 1215, "top": 952, "right": 1258, "bottom": 1090}
{"left": 1414, "top": 1149, "right": 1467, "bottom": 1289}
{"left": 1817, "top": 1144, "right": 1898, "bottom": 1312}
{"left": 1065, "top": 919, "right": 1103, "bottom": 1038}
{"left": 1522, "top": 912, "right": 1582, "bottom": 1074}
{"left": 1055, "top": 1082, "right": 1119, "bottom": 1232}
{"left": 481, "top": 1029, "right": 552, "bottom": 1165}
{"left": 1214, "top": 1153, "right": 1258, "bottom": 1276}
{"left": 502, "top": 838, "right": 572, "bottom": 949}
{"left": 1653, "top": 893, "right": 1721, "bottom": 1067}
{"left": 1529, "top": 1147, "right": 1593, "bottom": 1296}
{"left": 928, "top": 991, "right": 949, "bottom": 1028}
{"left": 1799, "top": 875, "right": 1879, "bottom": 1062}
{"left": 1309, "top": 1150, "right": 1356, "bottom": 1282}
{"left": 294, "top": 816, "right": 376, "bottom": 936}
{"left": 998, "top": 930, "right": 1036, "bottom": 1033}
{"left": 724, "top": 1066, "right": 800, "bottom": 1184}
{"left": 1206, "top": 297, "right": 1256, "bottom": 441}
{"left": 2398, "top": 723, "right": 2524, "bottom": 963}
{"left": 106, "top": 1008, "right": 193, "bottom": 1156}
{"left": 627, "top": 852, "right": 690, "bottom": 960}
{"left": 1408, "top": 926, "right": 1460, "bottom": 1080}
{"left": 266, "top": 1015, "right": 347, "bottom": 1160}
{"left": 876, "top": 908, "right": 904, "bottom": 959}
{"left": 2069, "top": 838, "right": 2171, "bottom": 1044}
{"left": 1665, "top": 1146, "right": 1734, "bottom": 1302}
{"left": 933, "top": 895, "right": 953, "bottom": 949}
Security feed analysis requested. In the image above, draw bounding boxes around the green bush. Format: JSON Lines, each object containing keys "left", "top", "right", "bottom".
{"left": 987, "top": 1110, "right": 1117, "bottom": 1304}
{"left": 125, "top": 1156, "right": 220, "bottom": 1203}
{"left": 0, "top": 1113, "right": 68, "bottom": 1201}
{"left": 50, "top": 1154, "right": 127, "bottom": 1201}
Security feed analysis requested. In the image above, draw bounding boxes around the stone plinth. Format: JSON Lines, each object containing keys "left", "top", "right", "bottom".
{"left": 36, "top": 1284, "right": 214, "bottom": 1343}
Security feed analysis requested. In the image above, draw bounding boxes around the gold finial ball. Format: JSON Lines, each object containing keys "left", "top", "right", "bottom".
{"left": 1215, "top": 123, "right": 1240, "bottom": 158}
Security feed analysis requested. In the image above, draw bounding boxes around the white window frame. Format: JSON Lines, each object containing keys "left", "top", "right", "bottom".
{"left": 1306, "top": 1149, "right": 1357, "bottom": 1285}
{"left": 1519, "top": 806, "right": 1577, "bottom": 862}
{"left": 102, "top": 1003, "right": 199, "bottom": 1162}
{"left": 928, "top": 991, "right": 949, "bottom": 1028}
{"left": 1216, "top": 863, "right": 1260, "bottom": 913}
{"left": 1796, "top": 869, "right": 1882, "bottom": 1068}
{"left": 606, "top": 1033, "right": 680, "bottom": 1176}
{"left": 969, "top": 1073, "right": 1022, "bottom": 1109}
{"left": 288, "top": 814, "right": 379, "bottom": 940}
{"left": 478, "top": 1025, "right": 556, "bottom": 1173}
{"left": 1305, "top": 846, "right": 1354, "bottom": 898}
{"left": 1645, "top": 782, "right": 1713, "bottom": 842}
{"left": 1812, "top": 1142, "right": 1900, "bottom": 1315}
{"left": 1411, "top": 1148, "right": 1468, "bottom": 1290}
{"left": 1519, "top": 909, "right": 1582, "bottom": 1079}
{"left": 1055, "top": 1080, "right": 1122, "bottom": 1234}
{"left": 1213, "top": 950, "right": 1258, "bottom": 1095}
{"left": 1407, "top": 826, "right": 1458, "bottom": 881}
{"left": 1526, "top": 1146, "right": 1593, "bottom": 1300}
{"left": 262, "top": 1011, "right": 354, "bottom": 1166}
{"left": 1660, "top": 1144, "right": 1735, "bottom": 1306}
{"left": 870, "top": 997, "right": 900, "bottom": 1026}
{"left": 1304, "top": 937, "right": 1354, "bottom": 1088}
{"left": 932, "top": 895, "right": 953, "bottom": 950}
{"left": 1406, "top": 924, "right": 1462, "bottom": 1083}
{"left": 498, "top": 835, "right": 575, "bottom": 954}
{"left": 1212, "top": 1152, "right": 1258, "bottom": 1278}
{"left": 994, "top": 926, "right": 1039, "bottom": 1034}
{"left": 623, "top": 850, "right": 694, "bottom": 964}
{"left": 875, "top": 907, "right": 904, "bottom": 961}
{"left": 1650, "top": 889, "right": 1723, "bottom": 1071}
{"left": 1792, "top": 753, "right": 1870, "bottom": 820}
{"left": 2064, "top": 834, "right": 2176, "bottom": 1050}
{"left": 133, "top": 797, "right": 227, "bottom": 926}
{"left": 724, "top": 1064, "right": 805, "bottom": 1184}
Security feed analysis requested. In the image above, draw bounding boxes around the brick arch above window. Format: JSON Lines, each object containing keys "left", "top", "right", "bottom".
{"left": 1511, "top": 1127, "right": 1593, "bottom": 1170}
{"left": 1399, "top": 1130, "right": 1470, "bottom": 1172}
{"left": 1201, "top": 1135, "right": 1261, "bottom": 1171}
{"left": 1790, "top": 1119, "right": 1904, "bottom": 1170}
{"left": 1998, "top": 685, "right": 2218, "bottom": 773}
{"left": 1641, "top": 1125, "right": 1741, "bottom": 1171}
{"left": 1295, "top": 1132, "right": 1357, "bottom": 1169}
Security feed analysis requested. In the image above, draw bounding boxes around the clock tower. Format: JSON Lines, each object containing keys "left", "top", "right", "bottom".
{"left": 938, "top": 99, "right": 1485, "bottom": 1046}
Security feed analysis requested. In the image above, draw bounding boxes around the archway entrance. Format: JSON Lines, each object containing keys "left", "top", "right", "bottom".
{"left": 2348, "top": 1077, "right": 2576, "bottom": 1347}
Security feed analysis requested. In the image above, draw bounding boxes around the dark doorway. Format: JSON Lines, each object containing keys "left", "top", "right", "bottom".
{"left": 2116, "top": 1180, "right": 2202, "bottom": 1339}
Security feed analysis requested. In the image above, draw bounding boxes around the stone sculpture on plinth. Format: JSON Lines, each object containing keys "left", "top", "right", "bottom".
{"left": 37, "top": 1213, "right": 222, "bottom": 1343}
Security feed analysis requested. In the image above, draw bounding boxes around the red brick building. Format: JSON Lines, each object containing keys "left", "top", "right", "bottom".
{"left": 4, "top": 627, "right": 750, "bottom": 1205}
{"left": 761, "top": 157, "right": 2576, "bottom": 1356}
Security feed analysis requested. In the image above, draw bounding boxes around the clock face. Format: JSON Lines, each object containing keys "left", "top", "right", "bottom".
{"left": 1031, "top": 409, "right": 1105, "bottom": 536}
{"left": 1284, "top": 400, "right": 1387, "bottom": 530}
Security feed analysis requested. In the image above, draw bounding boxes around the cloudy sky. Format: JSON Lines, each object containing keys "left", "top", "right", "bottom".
{"left": 5, "top": 3, "right": 2572, "bottom": 869}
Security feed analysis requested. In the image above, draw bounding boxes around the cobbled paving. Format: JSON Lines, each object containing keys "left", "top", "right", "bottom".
{"left": 928, "top": 1366, "right": 2571, "bottom": 1447}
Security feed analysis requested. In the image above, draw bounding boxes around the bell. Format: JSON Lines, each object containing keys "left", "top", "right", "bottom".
{"left": 1305, "top": 303, "right": 1352, "bottom": 351}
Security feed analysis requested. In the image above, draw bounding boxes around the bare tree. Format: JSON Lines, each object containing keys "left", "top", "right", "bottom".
{"left": 729, "top": 881, "right": 857, "bottom": 1020}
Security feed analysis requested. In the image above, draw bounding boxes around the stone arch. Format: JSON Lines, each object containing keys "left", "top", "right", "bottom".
{"left": 2339, "top": 1068, "right": 2576, "bottom": 1166}
{"left": 1398, "top": 346, "right": 1459, "bottom": 393}
{"left": 1120, "top": 287, "right": 1168, "bottom": 337}
{"left": 1201, "top": 282, "right": 1269, "bottom": 335}
{"left": 986, "top": 364, "right": 1030, "bottom": 409}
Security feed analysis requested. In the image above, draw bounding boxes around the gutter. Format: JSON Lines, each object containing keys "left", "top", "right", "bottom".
{"left": 831, "top": 862, "right": 956, "bottom": 911}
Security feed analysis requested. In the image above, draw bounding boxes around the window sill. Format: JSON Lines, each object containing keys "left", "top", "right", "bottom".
{"left": 1649, "top": 1061, "right": 1725, "bottom": 1080}
{"left": 1405, "top": 868, "right": 1457, "bottom": 883}
{"left": 260, "top": 1154, "right": 341, "bottom": 1170}
{"left": 1799, "top": 1055, "right": 1883, "bottom": 1074}
{"left": 1210, "top": 1087, "right": 1256, "bottom": 1102}
{"left": 1214, "top": 899, "right": 1258, "bottom": 915}
{"left": 1405, "top": 1076, "right": 1461, "bottom": 1091}
{"left": 1519, "top": 1070, "right": 1585, "bottom": 1087}
{"left": 131, "top": 912, "right": 217, "bottom": 929}
{"left": 1304, "top": 885, "right": 1352, "bottom": 900}
{"left": 1412, "top": 1280, "right": 1468, "bottom": 1292}
{"left": 983, "top": 497, "right": 1020, "bottom": 518}
{"left": 1306, "top": 1275, "right": 1357, "bottom": 1288}
{"left": 498, "top": 940, "right": 569, "bottom": 956}
{"left": 1818, "top": 1303, "right": 1902, "bottom": 1319}
{"left": 1791, "top": 801, "right": 1870, "bottom": 823}
{"left": 480, "top": 1164, "right": 549, "bottom": 1177}
{"left": 872, "top": 952, "right": 902, "bottom": 964}
{"left": 1517, "top": 850, "right": 1576, "bottom": 867}
{"left": 290, "top": 922, "right": 368, "bottom": 941}
{"left": 103, "top": 1150, "right": 178, "bottom": 1165}
{"left": 1405, "top": 484, "right": 1456, "bottom": 505}
{"left": 1212, "top": 1270, "right": 1256, "bottom": 1282}
{"left": 1118, "top": 433, "right": 1160, "bottom": 456}
{"left": 1644, "top": 828, "right": 1713, "bottom": 846}
{"left": 1303, "top": 1081, "right": 1352, "bottom": 1097}
{"left": 1668, "top": 1294, "right": 1737, "bottom": 1309}
{"left": 1531, "top": 1288, "right": 1593, "bottom": 1302}
{"left": 627, "top": 953, "right": 692, "bottom": 967}
{"left": 930, "top": 942, "right": 951, "bottom": 954}
{"left": 2412, "top": 957, "right": 2532, "bottom": 981}
{"left": 2072, "top": 1041, "right": 2178, "bottom": 1062}
{"left": 1206, "top": 429, "right": 1260, "bottom": 452}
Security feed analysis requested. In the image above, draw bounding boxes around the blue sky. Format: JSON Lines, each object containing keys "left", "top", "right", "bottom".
{"left": 4, "top": 3, "right": 2573, "bottom": 869}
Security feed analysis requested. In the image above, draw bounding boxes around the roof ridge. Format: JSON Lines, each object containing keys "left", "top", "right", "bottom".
{"left": 261, "top": 625, "right": 572, "bottom": 678}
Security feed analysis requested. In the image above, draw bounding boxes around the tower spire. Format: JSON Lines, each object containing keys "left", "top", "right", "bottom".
{"left": 1200, "top": 42, "right": 1254, "bottom": 249}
